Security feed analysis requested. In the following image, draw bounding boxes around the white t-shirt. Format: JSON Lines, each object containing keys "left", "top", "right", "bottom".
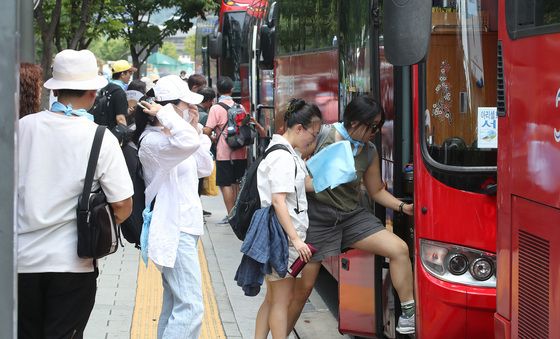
{"left": 18, "top": 111, "right": 134, "bottom": 273}
{"left": 256, "top": 134, "right": 309, "bottom": 240}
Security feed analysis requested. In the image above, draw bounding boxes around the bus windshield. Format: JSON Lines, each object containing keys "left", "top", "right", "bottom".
{"left": 222, "top": 11, "right": 246, "bottom": 93}
{"left": 423, "top": 0, "right": 498, "bottom": 168}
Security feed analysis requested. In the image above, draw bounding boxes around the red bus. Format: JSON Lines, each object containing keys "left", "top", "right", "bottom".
{"left": 493, "top": 1, "right": 560, "bottom": 338}
{"left": 250, "top": 1, "right": 499, "bottom": 337}
{"left": 208, "top": 0, "right": 255, "bottom": 100}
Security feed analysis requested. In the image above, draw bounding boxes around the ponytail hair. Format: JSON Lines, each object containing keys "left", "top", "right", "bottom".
{"left": 132, "top": 95, "right": 157, "bottom": 145}
{"left": 284, "top": 98, "right": 322, "bottom": 129}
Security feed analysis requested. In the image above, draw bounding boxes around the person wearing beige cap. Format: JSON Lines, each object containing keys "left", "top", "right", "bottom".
{"left": 131, "top": 75, "right": 212, "bottom": 338}
{"left": 90, "top": 59, "right": 137, "bottom": 130}
{"left": 17, "top": 49, "right": 134, "bottom": 338}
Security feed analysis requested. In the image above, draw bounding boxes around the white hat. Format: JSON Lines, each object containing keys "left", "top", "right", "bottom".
{"left": 140, "top": 76, "right": 155, "bottom": 92}
{"left": 153, "top": 75, "right": 203, "bottom": 105}
{"left": 44, "top": 49, "right": 108, "bottom": 90}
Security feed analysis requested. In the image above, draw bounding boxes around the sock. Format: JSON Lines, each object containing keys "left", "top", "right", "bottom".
{"left": 401, "top": 300, "right": 415, "bottom": 318}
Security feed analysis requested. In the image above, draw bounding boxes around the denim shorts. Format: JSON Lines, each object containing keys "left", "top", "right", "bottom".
{"left": 305, "top": 197, "right": 384, "bottom": 261}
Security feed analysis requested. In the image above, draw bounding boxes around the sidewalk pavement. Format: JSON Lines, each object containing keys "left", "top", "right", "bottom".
{"left": 84, "top": 245, "right": 139, "bottom": 338}
{"left": 200, "top": 194, "right": 349, "bottom": 339}
{"left": 85, "top": 193, "right": 348, "bottom": 339}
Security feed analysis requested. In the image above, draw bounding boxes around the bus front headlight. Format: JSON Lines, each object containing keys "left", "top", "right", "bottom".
{"left": 420, "top": 239, "right": 496, "bottom": 287}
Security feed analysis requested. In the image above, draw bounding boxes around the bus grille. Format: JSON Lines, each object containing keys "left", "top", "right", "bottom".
{"left": 518, "top": 230, "right": 549, "bottom": 338}
{"left": 497, "top": 40, "right": 506, "bottom": 117}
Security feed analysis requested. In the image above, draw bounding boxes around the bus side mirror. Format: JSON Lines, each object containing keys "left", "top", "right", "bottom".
{"left": 259, "top": 25, "right": 275, "bottom": 70}
{"left": 208, "top": 32, "right": 222, "bottom": 59}
{"left": 383, "top": 0, "right": 431, "bottom": 66}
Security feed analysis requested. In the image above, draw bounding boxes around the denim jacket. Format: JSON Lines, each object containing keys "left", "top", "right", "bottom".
{"left": 234, "top": 206, "right": 289, "bottom": 296}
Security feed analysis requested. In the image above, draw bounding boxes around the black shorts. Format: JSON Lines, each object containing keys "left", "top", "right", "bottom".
{"left": 216, "top": 159, "right": 247, "bottom": 186}
{"left": 306, "top": 197, "right": 385, "bottom": 261}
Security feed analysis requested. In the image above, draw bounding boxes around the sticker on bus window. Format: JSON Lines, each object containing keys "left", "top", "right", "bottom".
{"left": 477, "top": 107, "right": 498, "bottom": 149}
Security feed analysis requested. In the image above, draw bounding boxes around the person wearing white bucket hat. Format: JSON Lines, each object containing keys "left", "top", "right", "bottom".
{"left": 17, "top": 49, "right": 134, "bottom": 338}
{"left": 131, "top": 75, "right": 212, "bottom": 338}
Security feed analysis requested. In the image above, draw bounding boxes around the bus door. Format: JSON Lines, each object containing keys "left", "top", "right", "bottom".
{"left": 495, "top": 1, "right": 560, "bottom": 338}
{"left": 414, "top": 2, "right": 498, "bottom": 338}
{"left": 337, "top": 1, "right": 413, "bottom": 337}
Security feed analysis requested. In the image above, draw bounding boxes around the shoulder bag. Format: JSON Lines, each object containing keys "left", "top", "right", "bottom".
{"left": 77, "top": 125, "right": 119, "bottom": 259}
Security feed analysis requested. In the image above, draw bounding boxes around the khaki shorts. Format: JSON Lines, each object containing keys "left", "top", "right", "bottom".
{"left": 305, "top": 197, "right": 384, "bottom": 261}
{"left": 266, "top": 246, "right": 300, "bottom": 281}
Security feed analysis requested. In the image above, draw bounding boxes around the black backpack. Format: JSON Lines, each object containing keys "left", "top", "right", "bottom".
{"left": 119, "top": 140, "right": 146, "bottom": 248}
{"left": 217, "top": 102, "right": 256, "bottom": 150}
{"left": 228, "top": 144, "right": 292, "bottom": 240}
{"left": 90, "top": 84, "right": 119, "bottom": 128}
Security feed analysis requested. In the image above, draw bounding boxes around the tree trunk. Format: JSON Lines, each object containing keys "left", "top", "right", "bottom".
{"left": 130, "top": 45, "right": 141, "bottom": 79}
{"left": 34, "top": 0, "right": 63, "bottom": 80}
{"left": 69, "top": 0, "right": 92, "bottom": 49}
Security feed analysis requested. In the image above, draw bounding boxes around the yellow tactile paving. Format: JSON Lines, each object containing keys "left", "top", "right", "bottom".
{"left": 130, "top": 241, "right": 226, "bottom": 338}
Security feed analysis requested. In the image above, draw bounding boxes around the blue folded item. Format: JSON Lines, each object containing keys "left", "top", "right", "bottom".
{"left": 140, "top": 206, "right": 153, "bottom": 266}
{"left": 306, "top": 140, "right": 357, "bottom": 193}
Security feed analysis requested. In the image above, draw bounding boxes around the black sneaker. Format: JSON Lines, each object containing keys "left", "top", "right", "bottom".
{"left": 203, "top": 210, "right": 212, "bottom": 216}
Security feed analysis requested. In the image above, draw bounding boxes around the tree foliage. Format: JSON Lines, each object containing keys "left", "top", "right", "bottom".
{"left": 34, "top": 0, "right": 125, "bottom": 79}
{"left": 89, "top": 37, "right": 130, "bottom": 62}
{"left": 183, "top": 34, "right": 196, "bottom": 58}
{"left": 33, "top": 0, "right": 218, "bottom": 79}
{"left": 160, "top": 41, "right": 179, "bottom": 60}
{"left": 107, "top": 0, "right": 217, "bottom": 77}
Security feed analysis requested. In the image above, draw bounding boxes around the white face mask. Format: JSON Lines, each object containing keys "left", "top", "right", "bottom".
{"left": 183, "top": 108, "right": 193, "bottom": 123}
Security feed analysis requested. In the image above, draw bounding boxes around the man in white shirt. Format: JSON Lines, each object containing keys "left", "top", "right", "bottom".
{"left": 17, "top": 49, "right": 133, "bottom": 338}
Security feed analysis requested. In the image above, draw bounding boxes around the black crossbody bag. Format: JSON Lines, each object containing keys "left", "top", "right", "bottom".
{"left": 77, "top": 125, "right": 119, "bottom": 259}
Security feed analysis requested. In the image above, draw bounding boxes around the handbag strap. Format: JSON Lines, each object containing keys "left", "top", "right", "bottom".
{"left": 78, "top": 126, "right": 106, "bottom": 211}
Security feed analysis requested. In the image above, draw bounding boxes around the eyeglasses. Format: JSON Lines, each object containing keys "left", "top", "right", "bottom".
{"left": 303, "top": 127, "right": 319, "bottom": 139}
{"left": 367, "top": 118, "right": 385, "bottom": 133}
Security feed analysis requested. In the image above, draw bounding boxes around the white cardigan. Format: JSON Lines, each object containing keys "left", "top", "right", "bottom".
{"left": 139, "top": 104, "right": 213, "bottom": 268}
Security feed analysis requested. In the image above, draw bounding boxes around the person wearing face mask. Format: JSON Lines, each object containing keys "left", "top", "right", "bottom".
{"left": 287, "top": 95, "right": 416, "bottom": 335}
{"left": 132, "top": 75, "right": 213, "bottom": 338}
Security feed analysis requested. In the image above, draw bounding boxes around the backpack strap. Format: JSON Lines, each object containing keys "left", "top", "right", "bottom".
{"left": 264, "top": 144, "right": 302, "bottom": 214}
{"left": 79, "top": 126, "right": 105, "bottom": 212}
{"left": 217, "top": 102, "right": 231, "bottom": 111}
{"left": 214, "top": 102, "right": 232, "bottom": 143}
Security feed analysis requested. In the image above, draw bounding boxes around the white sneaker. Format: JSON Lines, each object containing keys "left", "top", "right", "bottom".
{"left": 396, "top": 314, "right": 415, "bottom": 334}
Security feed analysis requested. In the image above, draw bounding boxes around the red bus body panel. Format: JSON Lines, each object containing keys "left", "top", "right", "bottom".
{"left": 412, "top": 67, "right": 496, "bottom": 339}
{"left": 496, "top": 1, "right": 560, "bottom": 336}
{"left": 338, "top": 250, "right": 376, "bottom": 336}
{"left": 274, "top": 50, "right": 339, "bottom": 133}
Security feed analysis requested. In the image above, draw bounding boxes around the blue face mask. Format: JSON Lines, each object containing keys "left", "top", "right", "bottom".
{"left": 50, "top": 101, "right": 94, "bottom": 121}
{"left": 333, "top": 122, "right": 364, "bottom": 156}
